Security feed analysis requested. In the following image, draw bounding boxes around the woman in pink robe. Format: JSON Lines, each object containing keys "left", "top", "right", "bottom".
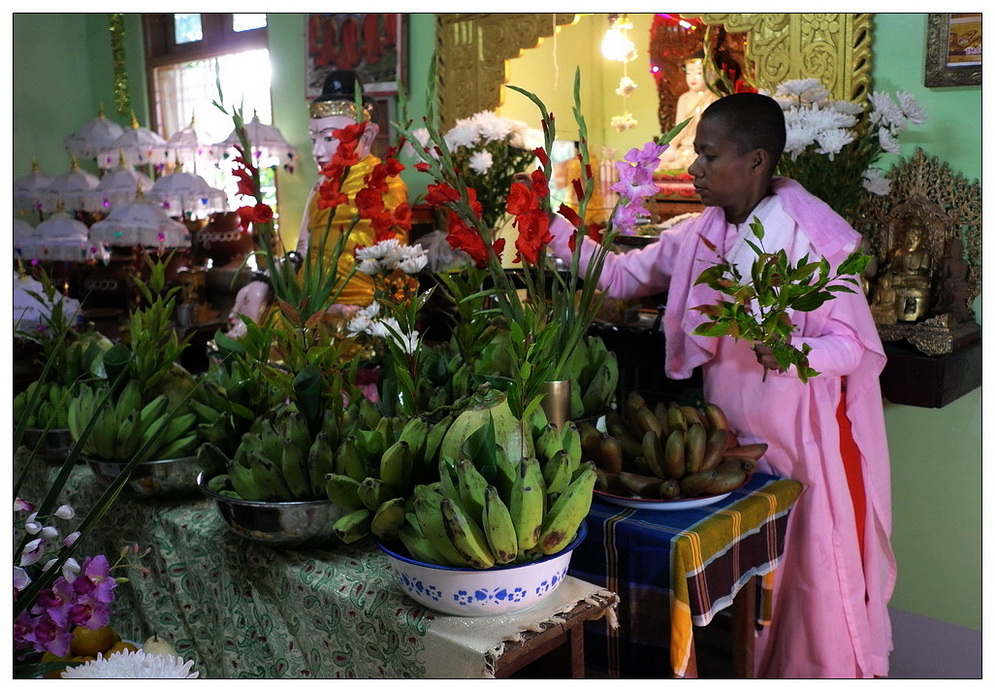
{"left": 550, "top": 93, "right": 895, "bottom": 677}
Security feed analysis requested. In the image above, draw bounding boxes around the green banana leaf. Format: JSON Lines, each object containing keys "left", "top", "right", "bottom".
{"left": 292, "top": 364, "right": 323, "bottom": 431}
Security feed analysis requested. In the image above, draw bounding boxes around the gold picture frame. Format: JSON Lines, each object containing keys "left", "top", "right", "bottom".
{"left": 924, "top": 13, "right": 982, "bottom": 87}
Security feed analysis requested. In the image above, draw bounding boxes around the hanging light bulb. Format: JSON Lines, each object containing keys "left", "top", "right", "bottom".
{"left": 601, "top": 14, "right": 636, "bottom": 63}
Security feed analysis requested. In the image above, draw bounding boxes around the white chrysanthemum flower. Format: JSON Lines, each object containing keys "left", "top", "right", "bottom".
{"left": 386, "top": 244, "right": 429, "bottom": 274}
{"left": 443, "top": 124, "right": 479, "bottom": 150}
{"left": 878, "top": 127, "right": 901, "bottom": 155}
{"left": 346, "top": 302, "right": 382, "bottom": 337}
{"left": 357, "top": 258, "right": 381, "bottom": 275}
{"left": 508, "top": 126, "right": 544, "bottom": 151}
{"left": 867, "top": 92, "right": 904, "bottom": 130}
{"left": 896, "top": 91, "right": 928, "bottom": 126}
{"left": 356, "top": 238, "right": 400, "bottom": 261}
{"left": 828, "top": 99, "right": 865, "bottom": 117}
{"left": 469, "top": 150, "right": 494, "bottom": 174}
{"left": 776, "top": 78, "right": 827, "bottom": 99}
{"left": 862, "top": 168, "right": 891, "bottom": 196}
{"left": 62, "top": 650, "right": 199, "bottom": 678}
{"left": 815, "top": 128, "right": 855, "bottom": 157}
{"left": 471, "top": 111, "right": 517, "bottom": 143}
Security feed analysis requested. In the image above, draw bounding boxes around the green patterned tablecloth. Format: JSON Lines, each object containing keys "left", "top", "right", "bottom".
{"left": 16, "top": 454, "right": 615, "bottom": 678}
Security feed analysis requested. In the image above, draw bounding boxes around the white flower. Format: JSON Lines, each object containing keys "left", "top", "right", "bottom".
{"left": 62, "top": 650, "right": 199, "bottom": 678}
{"left": 41, "top": 525, "right": 59, "bottom": 540}
{"left": 346, "top": 302, "right": 381, "bottom": 337}
{"left": 815, "top": 128, "right": 855, "bottom": 157}
{"left": 867, "top": 91, "right": 905, "bottom": 130}
{"left": 24, "top": 512, "right": 42, "bottom": 535}
{"left": 775, "top": 78, "right": 829, "bottom": 102}
{"left": 443, "top": 124, "right": 479, "bottom": 151}
{"left": 470, "top": 111, "right": 517, "bottom": 143}
{"left": 14, "top": 498, "right": 34, "bottom": 513}
{"left": 896, "top": 91, "right": 927, "bottom": 126}
{"left": 20, "top": 538, "right": 44, "bottom": 566}
{"left": 357, "top": 258, "right": 381, "bottom": 275}
{"left": 862, "top": 168, "right": 891, "bottom": 196}
{"left": 469, "top": 150, "right": 494, "bottom": 174}
{"left": 14, "top": 566, "right": 31, "bottom": 591}
{"left": 877, "top": 127, "right": 901, "bottom": 155}
{"left": 55, "top": 504, "right": 75, "bottom": 520}
{"left": 393, "top": 246, "right": 429, "bottom": 274}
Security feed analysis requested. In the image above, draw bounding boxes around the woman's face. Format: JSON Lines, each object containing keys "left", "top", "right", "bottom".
{"left": 688, "top": 115, "right": 759, "bottom": 222}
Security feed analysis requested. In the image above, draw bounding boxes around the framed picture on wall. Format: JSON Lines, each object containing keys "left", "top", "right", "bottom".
{"left": 305, "top": 14, "right": 406, "bottom": 97}
{"left": 925, "top": 13, "right": 981, "bottom": 87}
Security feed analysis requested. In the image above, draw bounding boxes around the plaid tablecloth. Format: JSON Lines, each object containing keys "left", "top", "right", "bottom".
{"left": 15, "top": 454, "right": 616, "bottom": 678}
{"left": 567, "top": 472, "right": 802, "bottom": 678}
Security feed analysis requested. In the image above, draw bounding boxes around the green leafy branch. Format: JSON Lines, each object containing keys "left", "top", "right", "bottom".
{"left": 691, "top": 216, "right": 870, "bottom": 383}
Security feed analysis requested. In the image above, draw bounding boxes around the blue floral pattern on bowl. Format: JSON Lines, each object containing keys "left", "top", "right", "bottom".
{"left": 379, "top": 524, "right": 587, "bottom": 617}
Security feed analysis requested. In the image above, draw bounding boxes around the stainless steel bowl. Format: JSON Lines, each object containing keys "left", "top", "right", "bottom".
{"left": 22, "top": 428, "right": 75, "bottom": 461}
{"left": 86, "top": 455, "right": 203, "bottom": 499}
{"left": 197, "top": 471, "right": 347, "bottom": 546}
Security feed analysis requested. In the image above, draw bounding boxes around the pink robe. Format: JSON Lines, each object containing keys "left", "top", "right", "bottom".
{"left": 550, "top": 178, "right": 895, "bottom": 677}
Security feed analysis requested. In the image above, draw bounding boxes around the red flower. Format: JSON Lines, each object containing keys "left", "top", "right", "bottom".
{"left": 505, "top": 181, "right": 535, "bottom": 216}
{"left": 530, "top": 169, "right": 549, "bottom": 198}
{"left": 446, "top": 212, "right": 490, "bottom": 268}
{"left": 415, "top": 161, "right": 431, "bottom": 172}
{"left": 235, "top": 203, "right": 273, "bottom": 232}
{"left": 425, "top": 182, "right": 461, "bottom": 207}
{"left": 513, "top": 209, "right": 551, "bottom": 265}
{"left": 317, "top": 176, "right": 348, "bottom": 209}
{"left": 533, "top": 147, "right": 550, "bottom": 166}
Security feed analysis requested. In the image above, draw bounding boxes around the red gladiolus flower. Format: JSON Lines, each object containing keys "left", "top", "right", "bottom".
{"left": 446, "top": 212, "right": 489, "bottom": 268}
{"left": 530, "top": 169, "right": 549, "bottom": 198}
{"left": 465, "top": 187, "right": 483, "bottom": 219}
{"left": 425, "top": 182, "right": 461, "bottom": 207}
{"left": 318, "top": 177, "right": 348, "bottom": 209}
{"left": 355, "top": 186, "right": 384, "bottom": 218}
{"left": 505, "top": 181, "right": 535, "bottom": 216}
{"left": 533, "top": 147, "right": 550, "bottom": 166}
{"left": 513, "top": 209, "right": 551, "bottom": 265}
{"left": 415, "top": 161, "right": 431, "bottom": 172}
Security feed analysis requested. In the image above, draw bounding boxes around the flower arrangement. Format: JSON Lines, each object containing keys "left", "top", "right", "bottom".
{"left": 402, "top": 69, "right": 686, "bottom": 419}
{"left": 408, "top": 110, "right": 543, "bottom": 230}
{"left": 215, "top": 89, "right": 413, "bottom": 430}
{"left": 768, "top": 78, "right": 927, "bottom": 221}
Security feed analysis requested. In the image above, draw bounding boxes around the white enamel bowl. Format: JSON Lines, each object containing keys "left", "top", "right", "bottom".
{"left": 377, "top": 522, "right": 587, "bottom": 617}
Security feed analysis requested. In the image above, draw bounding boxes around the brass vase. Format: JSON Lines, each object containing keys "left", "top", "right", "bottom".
{"left": 541, "top": 379, "right": 571, "bottom": 430}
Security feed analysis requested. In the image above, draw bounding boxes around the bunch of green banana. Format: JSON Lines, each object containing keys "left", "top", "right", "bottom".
{"left": 562, "top": 335, "right": 620, "bottom": 420}
{"left": 588, "top": 391, "right": 767, "bottom": 499}
{"left": 327, "top": 413, "right": 455, "bottom": 544}
{"left": 390, "top": 411, "right": 596, "bottom": 568}
{"left": 67, "top": 379, "right": 202, "bottom": 463}
{"left": 202, "top": 406, "right": 343, "bottom": 502}
{"left": 14, "top": 380, "right": 72, "bottom": 430}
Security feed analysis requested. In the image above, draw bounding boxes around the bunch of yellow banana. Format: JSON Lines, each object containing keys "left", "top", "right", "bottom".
{"left": 14, "top": 380, "right": 72, "bottom": 430}
{"left": 392, "top": 414, "right": 596, "bottom": 569}
{"left": 68, "top": 380, "right": 201, "bottom": 463}
{"left": 587, "top": 391, "right": 767, "bottom": 499}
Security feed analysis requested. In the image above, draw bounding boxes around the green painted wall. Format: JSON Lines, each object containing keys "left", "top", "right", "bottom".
{"left": 10, "top": 13, "right": 982, "bottom": 633}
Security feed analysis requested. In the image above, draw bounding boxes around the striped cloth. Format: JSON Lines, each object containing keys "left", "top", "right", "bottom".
{"left": 567, "top": 473, "right": 802, "bottom": 678}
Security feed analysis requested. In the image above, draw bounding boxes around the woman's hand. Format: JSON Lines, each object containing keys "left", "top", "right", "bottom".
{"left": 753, "top": 342, "right": 787, "bottom": 375}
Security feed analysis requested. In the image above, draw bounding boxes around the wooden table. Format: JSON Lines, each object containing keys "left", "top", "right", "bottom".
{"left": 568, "top": 472, "right": 802, "bottom": 678}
